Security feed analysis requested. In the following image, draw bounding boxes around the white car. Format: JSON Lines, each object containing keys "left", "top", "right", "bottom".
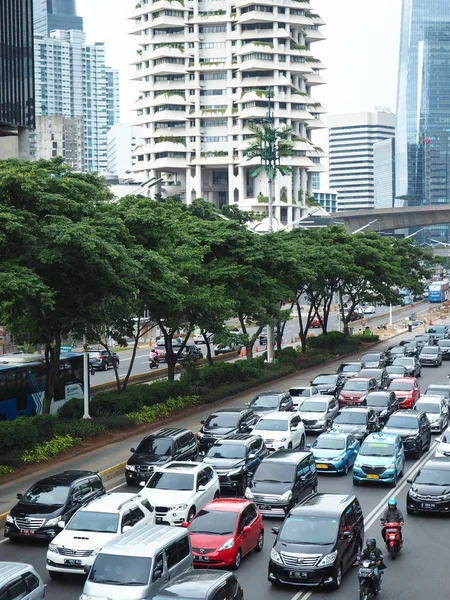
{"left": 46, "top": 493, "right": 155, "bottom": 579}
{"left": 363, "top": 305, "right": 376, "bottom": 314}
{"left": 139, "top": 462, "right": 220, "bottom": 525}
{"left": 435, "top": 429, "right": 450, "bottom": 457}
{"left": 414, "top": 396, "right": 449, "bottom": 432}
{"left": 253, "top": 411, "right": 305, "bottom": 451}
{"left": 289, "top": 385, "right": 320, "bottom": 409}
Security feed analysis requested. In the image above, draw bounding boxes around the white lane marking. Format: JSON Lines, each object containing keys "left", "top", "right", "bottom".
{"left": 0, "top": 537, "right": 8, "bottom": 545}
{"left": 291, "top": 591, "right": 306, "bottom": 600}
{"left": 118, "top": 353, "right": 150, "bottom": 362}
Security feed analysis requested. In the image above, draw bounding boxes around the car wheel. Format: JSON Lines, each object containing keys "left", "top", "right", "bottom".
{"left": 254, "top": 530, "right": 264, "bottom": 552}
{"left": 343, "top": 461, "right": 349, "bottom": 476}
{"left": 214, "top": 491, "right": 220, "bottom": 499}
{"left": 49, "top": 571, "right": 64, "bottom": 580}
{"left": 102, "top": 361, "right": 107, "bottom": 371}
{"left": 187, "top": 507, "right": 196, "bottom": 522}
{"left": 288, "top": 442, "right": 293, "bottom": 450}
{"left": 390, "top": 472, "right": 398, "bottom": 487}
{"left": 416, "top": 441, "right": 423, "bottom": 458}
{"left": 231, "top": 548, "right": 242, "bottom": 570}
{"left": 407, "top": 506, "right": 415, "bottom": 515}
{"left": 353, "top": 478, "right": 360, "bottom": 486}
{"left": 332, "top": 563, "right": 343, "bottom": 589}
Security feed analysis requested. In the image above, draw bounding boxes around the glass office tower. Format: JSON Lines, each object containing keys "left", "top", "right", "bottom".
{"left": 33, "top": 0, "right": 83, "bottom": 35}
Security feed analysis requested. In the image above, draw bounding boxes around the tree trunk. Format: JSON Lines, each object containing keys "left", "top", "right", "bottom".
{"left": 203, "top": 331, "right": 214, "bottom": 366}
{"left": 121, "top": 334, "right": 140, "bottom": 392}
{"left": 43, "top": 332, "right": 61, "bottom": 415}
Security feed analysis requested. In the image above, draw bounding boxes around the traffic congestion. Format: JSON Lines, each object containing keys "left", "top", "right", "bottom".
{"left": 2, "top": 322, "right": 450, "bottom": 600}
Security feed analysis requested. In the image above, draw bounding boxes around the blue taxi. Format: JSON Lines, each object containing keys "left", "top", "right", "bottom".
{"left": 308, "top": 428, "right": 360, "bottom": 474}
{"left": 352, "top": 431, "right": 405, "bottom": 485}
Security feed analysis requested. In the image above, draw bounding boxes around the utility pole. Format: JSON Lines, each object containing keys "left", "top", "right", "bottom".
{"left": 82, "top": 334, "right": 91, "bottom": 419}
{"left": 264, "top": 91, "right": 276, "bottom": 363}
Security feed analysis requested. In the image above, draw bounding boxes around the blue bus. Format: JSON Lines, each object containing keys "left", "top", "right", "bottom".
{"left": 0, "top": 352, "right": 83, "bottom": 421}
{"left": 428, "top": 281, "right": 449, "bottom": 303}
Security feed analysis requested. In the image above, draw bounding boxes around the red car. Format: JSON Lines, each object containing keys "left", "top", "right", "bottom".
{"left": 388, "top": 377, "right": 420, "bottom": 409}
{"left": 186, "top": 498, "right": 264, "bottom": 570}
{"left": 338, "top": 377, "right": 379, "bottom": 407}
{"left": 311, "top": 318, "right": 321, "bottom": 328}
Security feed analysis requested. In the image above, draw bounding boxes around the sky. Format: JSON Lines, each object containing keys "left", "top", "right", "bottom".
{"left": 77, "top": 0, "right": 403, "bottom": 122}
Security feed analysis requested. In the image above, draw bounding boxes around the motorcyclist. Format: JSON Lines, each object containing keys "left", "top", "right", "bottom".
{"left": 359, "top": 537, "right": 384, "bottom": 593}
{"left": 380, "top": 498, "right": 404, "bottom": 544}
{"left": 149, "top": 349, "right": 158, "bottom": 368}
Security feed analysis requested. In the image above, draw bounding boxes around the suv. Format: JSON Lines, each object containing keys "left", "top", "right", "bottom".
{"left": 383, "top": 410, "right": 431, "bottom": 457}
{"left": 46, "top": 493, "right": 155, "bottom": 579}
{"left": 247, "top": 391, "right": 294, "bottom": 417}
{"left": 197, "top": 408, "right": 258, "bottom": 453}
{"left": 419, "top": 345, "right": 443, "bottom": 367}
{"left": 310, "top": 374, "right": 344, "bottom": 397}
{"left": 268, "top": 494, "right": 364, "bottom": 589}
{"left": 0, "top": 563, "right": 45, "bottom": 600}
{"left": 246, "top": 450, "right": 317, "bottom": 517}
{"left": 126, "top": 428, "right": 198, "bottom": 485}
{"left": 364, "top": 391, "right": 399, "bottom": 424}
{"left": 332, "top": 407, "right": 380, "bottom": 443}
{"left": 179, "top": 344, "right": 203, "bottom": 360}
{"left": 202, "top": 434, "right": 268, "bottom": 495}
{"left": 88, "top": 349, "right": 119, "bottom": 371}
{"left": 5, "top": 471, "right": 105, "bottom": 541}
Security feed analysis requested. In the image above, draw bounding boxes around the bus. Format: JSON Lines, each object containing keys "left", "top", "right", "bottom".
{"left": 428, "top": 281, "right": 450, "bottom": 303}
{"left": 0, "top": 352, "right": 83, "bottom": 421}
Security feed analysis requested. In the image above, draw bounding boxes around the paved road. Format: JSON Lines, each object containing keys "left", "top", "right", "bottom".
{"left": 0, "top": 317, "right": 445, "bottom": 600}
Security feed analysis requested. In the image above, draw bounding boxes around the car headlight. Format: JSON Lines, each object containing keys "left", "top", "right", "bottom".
{"left": 197, "top": 431, "right": 204, "bottom": 439}
{"left": 380, "top": 410, "right": 388, "bottom": 417}
{"left": 5, "top": 515, "right": 13, "bottom": 524}
{"left": 318, "top": 550, "right": 338, "bottom": 567}
{"left": 316, "top": 418, "right": 325, "bottom": 425}
{"left": 280, "top": 437, "right": 287, "bottom": 442}
{"left": 406, "top": 435, "right": 418, "bottom": 441}
{"left": 332, "top": 454, "right": 345, "bottom": 462}
{"left": 48, "top": 543, "right": 60, "bottom": 554}
{"left": 218, "top": 537, "right": 235, "bottom": 551}
{"left": 408, "top": 489, "right": 419, "bottom": 499}
{"left": 280, "top": 490, "right": 293, "bottom": 502}
{"left": 228, "top": 467, "right": 244, "bottom": 476}
{"left": 45, "top": 517, "right": 60, "bottom": 527}
{"left": 90, "top": 547, "right": 102, "bottom": 557}
{"left": 270, "top": 547, "right": 283, "bottom": 564}
{"left": 354, "top": 461, "right": 362, "bottom": 468}
{"left": 80, "top": 595, "right": 93, "bottom": 600}
{"left": 170, "top": 504, "right": 188, "bottom": 512}
{"left": 125, "top": 464, "right": 137, "bottom": 471}
{"left": 385, "top": 463, "right": 396, "bottom": 470}
{"left": 244, "top": 487, "right": 254, "bottom": 499}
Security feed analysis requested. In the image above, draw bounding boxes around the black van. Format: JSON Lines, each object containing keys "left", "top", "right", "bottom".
{"left": 245, "top": 450, "right": 317, "bottom": 517}
{"left": 268, "top": 493, "right": 364, "bottom": 589}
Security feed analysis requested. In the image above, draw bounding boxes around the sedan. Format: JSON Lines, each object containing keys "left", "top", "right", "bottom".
{"left": 338, "top": 377, "right": 379, "bottom": 408}
{"left": 365, "top": 391, "right": 399, "bottom": 425}
{"left": 419, "top": 345, "right": 443, "bottom": 367}
{"left": 407, "top": 458, "right": 450, "bottom": 514}
{"left": 438, "top": 339, "right": 450, "bottom": 360}
{"left": 414, "top": 397, "right": 449, "bottom": 433}
{"left": 247, "top": 392, "right": 293, "bottom": 417}
{"left": 414, "top": 334, "right": 435, "bottom": 348}
{"left": 425, "top": 384, "right": 450, "bottom": 414}
{"left": 288, "top": 385, "right": 319, "bottom": 409}
{"left": 385, "top": 365, "right": 409, "bottom": 383}
{"left": 392, "top": 356, "right": 421, "bottom": 378}
{"left": 388, "top": 377, "right": 420, "bottom": 409}
{"left": 386, "top": 346, "right": 406, "bottom": 365}
{"left": 336, "top": 362, "right": 363, "bottom": 380}
{"left": 359, "top": 368, "right": 389, "bottom": 389}
{"left": 332, "top": 407, "right": 380, "bottom": 442}
{"left": 187, "top": 498, "right": 264, "bottom": 569}
{"left": 309, "top": 429, "right": 360, "bottom": 474}
{"left": 310, "top": 318, "right": 321, "bottom": 328}
{"left": 403, "top": 341, "right": 420, "bottom": 357}
{"left": 310, "top": 373, "right": 344, "bottom": 397}
{"left": 360, "top": 352, "right": 387, "bottom": 369}
{"left": 363, "top": 305, "right": 376, "bottom": 314}
{"left": 435, "top": 428, "right": 450, "bottom": 457}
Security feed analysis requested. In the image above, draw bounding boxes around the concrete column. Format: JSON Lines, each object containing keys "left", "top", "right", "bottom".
{"left": 228, "top": 164, "right": 234, "bottom": 206}
{"left": 239, "top": 166, "right": 246, "bottom": 202}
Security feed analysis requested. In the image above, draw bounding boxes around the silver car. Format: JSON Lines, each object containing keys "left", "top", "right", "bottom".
{"left": 0, "top": 563, "right": 45, "bottom": 599}
{"left": 299, "top": 395, "right": 340, "bottom": 433}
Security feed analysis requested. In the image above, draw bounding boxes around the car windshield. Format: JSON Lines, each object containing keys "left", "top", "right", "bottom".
{"left": 301, "top": 401, "right": 327, "bottom": 412}
{"left": 359, "top": 441, "right": 395, "bottom": 457}
{"left": 334, "top": 412, "right": 367, "bottom": 425}
{"left": 390, "top": 347, "right": 404, "bottom": 354}
{"left": 253, "top": 462, "right": 295, "bottom": 483}
{"left": 21, "top": 484, "right": 69, "bottom": 506}
{"left": 415, "top": 402, "right": 441, "bottom": 414}
{"left": 136, "top": 437, "right": 172, "bottom": 456}
{"left": 342, "top": 381, "right": 369, "bottom": 391}
{"left": 313, "top": 376, "right": 335, "bottom": 384}
{"left": 189, "top": 509, "right": 237, "bottom": 535}
{"left": 393, "top": 358, "right": 412, "bottom": 366}
{"left": 251, "top": 395, "right": 279, "bottom": 409}
{"left": 439, "top": 340, "right": 450, "bottom": 347}
{"left": 89, "top": 554, "right": 151, "bottom": 586}
{"left": 67, "top": 511, "right": 119, "bottom": 533}
{"left": 429, "top": 326, "right": 447, "bottom": 334}
{"left": 290, "top": 388, "right": 310, "bottom": 397}
{"left": 366, "top": 394, "right": 389, "bottom": 407}
{"left": 386, "top": 366, "right": 405, "bottom": 374}
{"left": 360, "top": 370, "right": 381, "bottom": 378}
{"left": 341, "top": 364, "right": 360, "bottom": 373}
{"left": 279, "top": 516, "right": 338, "bottom": 545}
{"left": 421, "top": 347, "right": 438, "bottom": 355}
{"left": 426, "top": 387, "right": 449, "bottom": 396}
{"left": 387, "top": 416, "right": 418, "bottom": 429}
{"left": 147, "top": 472, "right": 194, "bottom": 491}
{"left": 313, "top": 437, "right": 345, "bottom": 450}
{"left": 361, "top": 354, "right": 380, "bottom": 362}
{"left": 206, "top": 443, "right": 246, "bottom": 459}
{"left": 205, "top": 413, "right": 239, "bottom": 428}
{"left": 441, "top": 431, "right": 450, "bottom": 444}
{"left": 404, "top": 343, "right": 416, "bottom": 349}
{"left": 415, "top": 468, "right": 450, "bottom": 486}
{"left": 389, "top": 381, "right": 413, "bottom": 391}
{"left": 255, "top": 419, "right": 288, "bottom": 432}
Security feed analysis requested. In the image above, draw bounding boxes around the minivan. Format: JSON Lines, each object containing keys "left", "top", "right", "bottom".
{"left": 268, "top": 494, "right": 364, "bottom": 589}
{"left": 0, "top": 563, "right": 45, "bottom": 600}
{"left": 81, "top": 524, "right": 193, "bottom": 600}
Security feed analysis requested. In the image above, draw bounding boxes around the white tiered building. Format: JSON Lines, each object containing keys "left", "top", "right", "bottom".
{"left": 129, "top": 0, "right": 326, "bottom": 225}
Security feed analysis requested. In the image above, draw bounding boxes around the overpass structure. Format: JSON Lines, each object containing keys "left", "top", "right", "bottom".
{"left": 335, "top": 205, "right": 450, "bottom": 233}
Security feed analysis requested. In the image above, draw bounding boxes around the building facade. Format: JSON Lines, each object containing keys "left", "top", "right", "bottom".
{"left": 107, "top": 123, "right": 144, "bottom": 179}
{"left": 328, "top": 111, "right": 396, "bottom": 211}
{"left": 106, "top": 68, "right": 121, "bottom": 129}
{"left": 373, "top": 137, "right": 396, "bottom": 209}
{"left": 313, "top": 190, "right": 339, "bottom": 213}
{"left": 129, "top": 0, "right": 326, "bottom": 224}
{"left": 35, "top": 115, "right": 84, "bottom": 170}
{"left": 33, "top": 0, "right": 83, "bottom": 36}
{"left": 0, "top": 0, "right": 35, "bottom": 158}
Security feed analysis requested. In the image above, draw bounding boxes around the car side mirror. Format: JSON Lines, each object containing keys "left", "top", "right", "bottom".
{"left": 243, "top": 525, "right": 252, "bottom": 533}
{"left": 181, "top": 521, "right": 189, "bottom": 528}
{"left": 271, "top": 527, "right": 279, "bottom": 534}
{"left": 58, "top": 521, "right": 66, "bottom": 529}
{"left": 122, "top": 525, "right": 132, "bottom": 533}
{"left": 130, "top": 448, "right": 136, "bottom": 453}
{"left": 435, "top": 437, "right": 442, "bottom": 443}
{"left": 198, "top": 485, "right": 206, "bottom": 491}
{"left": 407, "top": 479, "right": 413, "bottom": 484}
{"left": 248, "top": 453, "right": 256, "bottom": 459}
{"left": 246, "top": 402, "right": 251, "bottom": 406}
{"left": 83, "top": 565, "right": 91, "bottom": 575}
{"left": 306, "top": 443, "right": 311, "bottom": 448}
{"left": 200, "top": 420, "right": 205, "bottom": 425}
{"left": 342, "top": 531, "right": 352, "bottom": 540}
{"left": 139, "top": 481, "right": 146, "bottom": 487}
{"left": 153, "top": 569, "right": 163, "bottom": 580}
{"left": 16, "top": 493, "right": 23, "bottom": 500}
{"left": 290, "top": 425, "right": 297, "bottom": 430}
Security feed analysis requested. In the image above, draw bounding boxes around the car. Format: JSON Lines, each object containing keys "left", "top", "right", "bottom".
{"left": 352, "top": 431, "right": 405, "bottom": 486}
{"left": 202, "top": 434, "right": 268, "bottom": 495}
{"left": 402, "top": 341, "right": 420, "bottom": 357}
{"left": 253, "top": 412, "right": 305, "bottom": 452}
{"left": 364, "top": 391, "right": 399, "bottom": 424}
{"left": 139, "top": 462, "right": 220, "bottom": 525}
{"left": 187, "top": 499, "right": 264, "bottom": 569}
{"left": 299, "top": 395, "right": 340, "bottom": 433}
{"left": 346, "top": 310, "right": 365, "bottom": 322}
{"left": 425, "top": 384, "right": 450, "bottom": 413}
{"left": 427, "top": 325, "right": 449, "bottom": 341}
{"left": 309, "top": 429, "right": 360, "bottom": 475}
{"left": 5, "top": 470, "right": 106, "bottom": 541}
{"left": 268, "top": 493, "right": 364, "bottom": 589}
{"left": 392, "top": 356, "right": 422, "bottom": 377}
{"left": 388, "top": 377, "right": 420, "bottom": 409}
{"left": 155, "top": 340, "right": 168, "bottom": 361}
{"left": 438, "top": 338, "right": 450, "bottom": 359}
{"left": 197, "top": 408, "right": 258, "bottom": 453}
{"left": 413, "top": 396, "right": 449, "bottom": 432}
{"left": 383, "top": 410, "right": 431, "bottom": 457}
{"left": 153, "top": 570, "right": 244, "bottom": 600}
{"left": 214, "top": 333, "right": 241, "bottom": 356}
{"left": 88, "top": 349, "right": 119, "bottom": 371}
{"left": 289, "top": 385, "right": 320, "bottom": 409}
{"left": 192, "top": 330, "right": 213, "bottom": 345}
{"left": 0, "top": 563, "right": 45, "bottom": 600}
{"left": 332, "top": 407, "right": 380, "bottom": 442}
{"left": 338, "top": 377, "right": 379, "bottom": 408}
{"left": 246, "top": 391, "right": 294, "bottom": 417}
{"left": 125, "top": 428, "right": 198, "bottom": 486}
{"left": 46, "top": 493, "right": 156, "bottom": 578}
{"left": 419, "top": 345, "right": 443, "bottom": 367}
{"left": 310, "top": 373, "right": 344, "bottom": 397}
{"left": 363, "top": 305, "right": 376, "bottom": 314}
{"left": 179, "top": 344, "right": 204, "bottom": 360}
{"left": 310, "top": 318, "right": 321, "bottom": 328}
{"left": 413, "top": 333, "right": 435, "bottom": 348}
{"left": 406, "top": 457, "right": 450, "bottom": 514}
{"left": 245, "top": 450, "right": 317, "bottom": 517}
{"left": 336, "top": 362, "right": 363, "bottom": 380}
{"left": 358, "top": 368, "right": 389, "bottom": 389}
{"left": 360, "top": 352, "right": 387, "bottom": 368}
{"left": 385, "top": 364, "right": 409, "bottom": 383}
{"left": 386, "top": 345, "right": 406, "bottom": 365}
{"left": 435, "top": 428, "right": 450, "bottom": 457}
{"left": 259, "top": 328, "right": 278, "bottom": 345}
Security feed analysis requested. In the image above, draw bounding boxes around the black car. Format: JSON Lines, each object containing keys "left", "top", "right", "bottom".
{"left": 197, "top": 408, "right": 258, "bottom": 453}
{"left": 438, "top": 339, "right": 450, "bottom": 360}
{"left": 365, "top": 391, "right": 399, "bottom": 424}
{"left": 179, "top": 344, "right": 204, "bottom": 360}
{"left": 5, "top": 470, "right": 105, "bottom": 541}
{"left": 385, "top": 365, "right": 409, "bottom": 383}
{"left": 402, "top": 341, "right": 420, "bottom": 357}
{"left": 88, "top": 349, "right": 119, "bottom": 371}
{"left": 386, "top": 346, "right": 406, "bottom": 365}
{"left": 125, "top": 428, "right": 198, "bottom": 485}
{"left": 358, "top": 368, "right": 389, "bottom": 389}
{"left": 332, "top": 407, "right": 380, "bottom": 442}
{"left": 418, "top": 345, "right": 443, "bottom": 367}
{"left": 310, "top": 374, "right": 344, "bottom": 397}
{"left": 268, "top": 493, "right": 364, "bottom": 589}
{"left": 407, "top": 457, "right": 450, "bottom": 514}
{"left": 152, "top": 571, "right": 243, "bottom": 600}
{"left": 259, "top": 328, "right": 278, "bottom": 346}
{"left": 336, "top": 362, "right": 363, "bottom": 380}
{"left": 383, "top": 410, "right": 431, "bottom": 457}
{"left": 360, "top": 352, "right": 387, "bottom": 369}
{"left": 392, "top": 356, "right": 422, "bottom": 378}
{"left": 246, "top": 450, "right": 317, "bottom": 517}
{"left": 247, "top": 391, "right": 294, "bottom": 417}
{"left": 413, "top": 334, "right": 435, "bottom": 348}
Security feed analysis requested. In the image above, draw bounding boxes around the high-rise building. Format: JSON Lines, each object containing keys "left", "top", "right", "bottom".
{"left": 35, "top": 115, "right": 84, "bottom": 170}
{"left": 106, "top": 68, "right": 121, "bottom": 129}
{"left": 33, "top": 0, "right": 83, "bottom": 36}
{"left": 374, "top": 138, "right": 396, "bottom": 209}
{"left": 107, "top": 124, "right": 144, "bottom": 179}
{"left": 129, "top": 0, "right": 326, "bottom": 225}
{"left": 0, "top": 0, "right": 35, "bottom": 159}
{"left": 328, "top": 111, "right": 396, "bottom": 211}
{"left": 313, "top": 190, "right": 339, "bottom": 213}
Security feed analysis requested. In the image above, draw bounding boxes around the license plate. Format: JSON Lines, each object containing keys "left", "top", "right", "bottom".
{"left": 156, "top": 517, "right": 163, "bottom": 524}
{"left": 139, "top": 473, "right": 148, "bottom": 479}
{"left": 64, "top": 559, "right": 81, "bottom": 565}
{"left": 366, "top": 474, "right": 379, "bottom": 479}
{"left": 316, "top": 464, "right": 328, "bottom": 469}
{"left": 20, "top": 530, "right": 34, "bottom": 536}
{"left": 259, "top": 505, "right": 271, "bottom": 510}
{"left": 289, "top": 571, "right": 308, "bottom": 579}
{"left": 421, "top": 503, "right": 436, "bottom": 509}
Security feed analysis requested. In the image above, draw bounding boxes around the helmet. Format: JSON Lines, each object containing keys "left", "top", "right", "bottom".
{"left": 388, "top": 498, "right": 397, "bottom": 508}
{"left": 366, "top": 538, "right": 376, "bottom": 551}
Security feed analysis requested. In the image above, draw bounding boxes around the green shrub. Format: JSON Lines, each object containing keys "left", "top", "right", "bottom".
{"left": 57, "top": 397, "right": 84, "bottom": 420}
{"left": 0, "top": 451, "right": 26, "bottom": 467}
{"left": 307, "top": 332, "right": 360, "bottom": 355}
{"left": 56, "top": 420, "right": 106, "bottom": 439}
{"left": 296, "top": 351, "right": 334, "bottom": 370}
{"left": 0, "top": 418, "right": 39, "bottom": 453}
{"left": 94, "top": 415, "right": 138, "bottom": 430}
{"left": 0, "top": 465, "right": 13, "bottom": 477}
{"left": 276, "top": 347, "right": 298, "bottom": 366}
{"left": 22, "top": 435, "right": 81, "bottom": 464}
{"left": 127, "top": 396, "right": 201, "bottom": 424}
{"left": 32, "top": 414, "right": 59, "bottom": 443}
{"left": 350, "top": 334, "right": 380, "bottom": 343}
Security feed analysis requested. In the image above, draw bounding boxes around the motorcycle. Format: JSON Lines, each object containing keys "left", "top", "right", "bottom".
{"left": 358, "top": 559, "right": 382, "bottom": 600}
{"left": 383, "top": 522, "right": 402, "bottom": 559}
{"left": 149, "top": 356, "right": 159, "bottom": 370}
